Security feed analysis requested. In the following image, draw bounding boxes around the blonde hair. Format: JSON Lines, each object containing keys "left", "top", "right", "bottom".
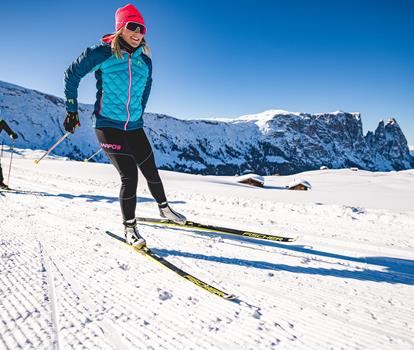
{"left": 111, "top": 28, "right": 151, "bottom": 59}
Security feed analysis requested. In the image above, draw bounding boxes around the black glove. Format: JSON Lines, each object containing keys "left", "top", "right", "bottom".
{"left": 64, "top": 112, "right": 80, "bottom": 133}
{"left": 10, "top": 132, "right": 18, "bottom": 140}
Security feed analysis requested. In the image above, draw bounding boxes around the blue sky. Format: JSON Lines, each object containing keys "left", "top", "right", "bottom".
{"left": 1, "top": 0, "right": 413, "bottom": 145}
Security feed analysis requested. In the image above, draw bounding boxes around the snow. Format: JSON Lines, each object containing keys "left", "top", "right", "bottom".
{"left": 1, "top": 148, "right": 414, "bottom": 349}
{"left": 236, "top": 109, "right": 303, "bottom": 121}
{"left": 234, "top": 109, "right": 303, "bottom": 134}
{"left": 266, "top": 155, "right": 289, "bottom": 164}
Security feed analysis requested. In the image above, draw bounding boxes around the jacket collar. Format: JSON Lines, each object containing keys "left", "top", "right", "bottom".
{"left": 101, "top": 34, "right": 143, "bottom": 56}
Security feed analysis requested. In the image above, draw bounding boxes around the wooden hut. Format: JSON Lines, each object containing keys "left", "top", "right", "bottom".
{"left": 288, "top": 179, "right": 312, "bottom": 191}
{"left": 236, "top": 174, "right": 265, "bottom": 187}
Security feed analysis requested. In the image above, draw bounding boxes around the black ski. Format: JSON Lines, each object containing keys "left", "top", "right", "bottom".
{"left": 105, "top": 231, "right": 237, "bottom": 301}
{"left": 136, "top": 217, "right": 296, "bottom": 242}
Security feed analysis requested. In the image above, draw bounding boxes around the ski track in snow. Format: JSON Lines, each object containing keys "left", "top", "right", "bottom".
{"left": 1, "top": 154, "right": 414, "bottom": 349}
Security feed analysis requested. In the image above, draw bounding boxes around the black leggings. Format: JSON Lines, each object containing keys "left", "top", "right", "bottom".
{"left": 95, "top": 128, "right": 167, "bottom": 222}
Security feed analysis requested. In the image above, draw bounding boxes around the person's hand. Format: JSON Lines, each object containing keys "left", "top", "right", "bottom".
{"left": 10, "top": 132, "right": 18, "bottom": 140}
{"left": 64, "top": 112, "right": 80, "bottom": 133}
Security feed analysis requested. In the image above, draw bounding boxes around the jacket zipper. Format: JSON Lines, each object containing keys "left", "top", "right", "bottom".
{"left": 124, "top": 53, "right": 132, "bottom": 130}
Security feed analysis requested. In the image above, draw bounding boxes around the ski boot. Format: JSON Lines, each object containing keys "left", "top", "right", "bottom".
{"left": 0, "top": 182, "right": 10, "bottom": 190}
{"left": 124, "top": 219, "right": 146, "bottom": 249}
{"left": 158, "top": 202, "right": 187, "bottom": 224}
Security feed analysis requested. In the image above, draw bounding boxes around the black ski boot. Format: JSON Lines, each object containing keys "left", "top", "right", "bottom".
{"left": 0, "top": 182, "right": 10, "bottom": 190}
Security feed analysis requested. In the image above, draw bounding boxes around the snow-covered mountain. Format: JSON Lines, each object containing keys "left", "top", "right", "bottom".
{"left": 1, "top": 80, "right": 413, "bottom": 174}
{"left": 365, "top": 119, "right": 414, "bottom": 171}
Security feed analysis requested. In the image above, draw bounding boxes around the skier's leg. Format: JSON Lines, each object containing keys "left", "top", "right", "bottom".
{"left": 0, "top": 163, "right": 8, "bottom": 188}
{"left": 95, "top": 128, "right": 138, "bottom": 222}
{"left": 0, "top": 164, "right": 4, "bottom": 184}
{"left": 128, "top": 128, "right": 167, "bottom": 204}
{"left": 128, "top": 129, "right": 186, "bottom": 223}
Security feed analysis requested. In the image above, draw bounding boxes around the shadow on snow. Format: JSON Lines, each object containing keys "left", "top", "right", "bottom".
{"left": 147, "top": 226, "right": 414, "bottom": 286}
{"left": 1, "top": 189, "right": 185, "bottom": 205}
{"left": 154, "top": 247, "right": 414, "bottom": 285}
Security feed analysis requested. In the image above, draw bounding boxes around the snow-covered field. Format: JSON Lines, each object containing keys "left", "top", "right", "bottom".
{"left": 1, "top": 148, "right": 414, "bottom": 349}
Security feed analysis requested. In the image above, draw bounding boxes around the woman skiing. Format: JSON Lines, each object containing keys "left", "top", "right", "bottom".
{"left": 63, "top": 3, "right": 186, "bottom": 248}
{"left": 0, "top": 118, "right": 18, "bottom": 189}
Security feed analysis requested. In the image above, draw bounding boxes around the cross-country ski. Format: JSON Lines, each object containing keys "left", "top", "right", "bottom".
{"left": 136, "top": 216, "right": 297, "bottom": 242}
{"left": 106, "top": 230, "right": 237, "bottom": 300}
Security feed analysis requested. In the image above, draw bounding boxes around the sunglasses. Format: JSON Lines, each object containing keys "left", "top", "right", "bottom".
{"left": 125, "top": 22, "right": 146, "bottom": 34}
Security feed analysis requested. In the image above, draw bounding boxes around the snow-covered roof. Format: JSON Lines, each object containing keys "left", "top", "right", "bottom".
{"left": 236, "top": 173, "right": 265, "bottom": 185}
{"left": 288, "top": 178, "right": 312, "bottom": 189}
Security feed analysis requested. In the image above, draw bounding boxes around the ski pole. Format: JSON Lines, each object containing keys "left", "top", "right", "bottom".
{"left": 34, "top": 132, "right": 70, "bottom": 165}
{"left": 84, "top": 148, "right": 102, "bottom": 162}
{"left": 7, "top": 139, "right": 15, "bottom": 185}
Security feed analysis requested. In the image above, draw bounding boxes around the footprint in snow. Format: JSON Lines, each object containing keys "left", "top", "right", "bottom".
{"left": 252, "top": 309, "right": 262, "bottom": 319}
{"left": 301, "top": 257, "right": 312, "bottom": 264}
{"left": 118, "top": 262, "right": 129, "bottom": 271}
{"left": 158, "top": 290, "right": 173, "bottom": 301}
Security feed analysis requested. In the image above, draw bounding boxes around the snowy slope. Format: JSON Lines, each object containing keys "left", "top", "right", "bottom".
{"left": 1, "top": 148, "right": 414, "bottom": 349}
{"left": 1, "top": 80, "right": 413, "bottom": 175}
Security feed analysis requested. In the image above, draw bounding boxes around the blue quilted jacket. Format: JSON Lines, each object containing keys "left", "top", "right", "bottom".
{"left": 64, "top": 36, "right": 152, "bottom": 130}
